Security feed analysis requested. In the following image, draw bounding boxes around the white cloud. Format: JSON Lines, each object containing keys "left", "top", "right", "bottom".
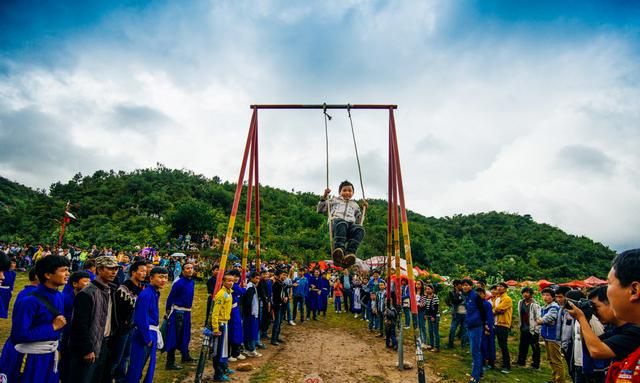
{"left": 0, "top": 1, "right": 638, "bottom": 250}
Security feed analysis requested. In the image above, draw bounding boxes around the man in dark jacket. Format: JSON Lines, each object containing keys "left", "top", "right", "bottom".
{"left": 270, "top": 269, "right": 289, "bottom": 345}
{"left": 340, "top": 269, "right": 353, "bottom": 313}
{"left": 110, "top": 260, "right": 146, "bottom": 383}
{"left": 258, "top": 269, "right": 272, "bottom": 340}
{"left": 69, "top": 256, "right": 120, "bottom": 383}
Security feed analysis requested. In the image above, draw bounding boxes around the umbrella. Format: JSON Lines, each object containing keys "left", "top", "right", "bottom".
{"left": 170, "top": 252, "right": 187, "bottom": 257}
{"left": 560, "top": 280, "right": 590, "bottom": 288}
{"left": 506, "top": 280, "right": 518, "bottom": 287}
{"left": 537, "top": 279, "right": 554, "bottom": 289}
{"left": 584, "top": 276, "right": 607, "bottom": 286}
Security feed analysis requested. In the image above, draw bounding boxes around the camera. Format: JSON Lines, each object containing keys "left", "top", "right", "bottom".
{"left": 565, "top": 298, "right": 595, "bottom": 320}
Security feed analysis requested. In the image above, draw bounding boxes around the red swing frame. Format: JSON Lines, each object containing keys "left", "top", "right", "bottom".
{"left": 210, "top": 103, "right": 424, "bottom": 376}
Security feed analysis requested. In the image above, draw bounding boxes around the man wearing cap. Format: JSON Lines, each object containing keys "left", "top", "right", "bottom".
{"left": 69, "top": 255, "right": 120, "bottom": 382}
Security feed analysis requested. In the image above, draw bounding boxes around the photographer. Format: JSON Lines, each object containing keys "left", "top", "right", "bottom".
{"left": 566, "top": 249, "right": 640, "bottom": 383}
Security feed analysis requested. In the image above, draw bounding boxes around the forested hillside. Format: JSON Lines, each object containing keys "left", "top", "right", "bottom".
{"left": 0, "top": 167, "right": 615, "bottom": 280}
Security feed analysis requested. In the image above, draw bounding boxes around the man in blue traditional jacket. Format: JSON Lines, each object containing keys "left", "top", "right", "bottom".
{"left": 125, "top": 267, "right": 168, "bottom": 383}
{"left": 10, "top": 254, "right": 69, "bottom": 383}
{"left": 307, "top": 269, "right": 322, "bottom": 321}
{"left": 164, "top": 262, "right": 195, "bottom": 370}
{"left": 0, "top": 258, "right": 17, "bottom": 318}
{"left": 0, "top": 267, "right": 38, "bottom": 382}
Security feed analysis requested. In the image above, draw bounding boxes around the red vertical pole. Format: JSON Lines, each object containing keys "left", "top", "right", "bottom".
{"left": 253, "top": 110, "right": 261, "bottom": 272}
{"left": 241, "top": 126, "right": 256, "bottom": 286}
{"left": 390, "top": 110, "right": 417, "bottom": 315}
{"left": 214, "top": 109, "right": 257, "bottom": 295}
{"left": 386, "top": 113, "right": 394, "bottom": 303}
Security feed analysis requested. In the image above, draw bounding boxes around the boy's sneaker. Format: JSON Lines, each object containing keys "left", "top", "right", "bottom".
{"left": 289, "top": 320, "right": 296, "bottom": 325}
{"left": 500, "top": 369, "right": 511, "bottom": 374}
{"left": 228, "top": 356, "right": 238, "bottom": 362}
{"left": 213, "top": 375, "right": 230, "bottom": 382}
{"left": 343, "top": 254, "right": 356, "bottom": 267}
{"left": 354, "top": 314, "right": 359, "bottom": 318}
{"left": 237, "top": 353, "right": 246, "bottom": 360}
{"left": 247, "top": 350, "right": 262, "bottom": 357}
{"left": 332, "top": 248, "right": 344, "bottom": 267}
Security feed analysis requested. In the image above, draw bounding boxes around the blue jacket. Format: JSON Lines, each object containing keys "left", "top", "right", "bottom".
{"left": 464, "top": 289, "right": 486, "bottom": 329}
{"left": 292, "top": 276, "right": 309, "bottom": 297}
{"left": 540, "top": 302, "right": 560, "bottom": 341}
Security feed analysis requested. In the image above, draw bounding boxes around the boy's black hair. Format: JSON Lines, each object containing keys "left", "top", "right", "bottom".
{"left": 475, "top": 287, "right": 486, "bottom": 294}
{"left": 541, "top": 287, "right": 555, "bottom": 297}
{"left": 338, "top": 180, "right": 354, "bottom": 192}
{"left": 150, "top": 267, "right": 168, "bottom": 277}
{"left": 70, "top": 271, "right": 91, "bottom": 285}
{"left": 28, "top": 268, "right": 37, "bottom": 282}
{"left": 129, "top": 261, "right": 147, "bottom": 276}
{"left": 259, "top": 269, "right": 269, "bottom": 275}
{"left": 452, "top": 279, "right": 462, "bottom": 286}
{"left": 0, "top": 253, "right": 10, "bottom": 272}
{"left": 249, "top": 272, "right": 260, "bottom": 279}
{"left": 588, "top": 286, "right": 609, "bottom": 303}
{"left": 35, "top": 256, "right": 71, "bottom": 283}
{"left": 83, "top": 259, "right": 96, "bottom": 270}
{"left": 228, "top": 269, "right": 241, "bottom": 277}
{"left": 275, "top": 269, "right": 286, "bottom": 277}
{"left": 497, "top": 282, "right": 508, "bottom": 289}
{"left": 521, "top": 287, "right": 534, "bottom": 295}
{"left": 612, "top": 248, "right": 640, "bottom": 287}
{"left": 555, "top": 286, "right": 571, "bottom": 296}
{"left": 461, "top": 278, "right": 474, "bottom": 286}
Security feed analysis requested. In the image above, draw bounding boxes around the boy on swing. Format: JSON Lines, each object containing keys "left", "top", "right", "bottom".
{"left": 317, "top": 180, "right": 368, "bottom": 268}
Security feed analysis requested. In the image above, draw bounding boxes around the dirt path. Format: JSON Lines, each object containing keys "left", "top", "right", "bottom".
{"left": 185, "top": 314, "right": 441, "bottom": 383}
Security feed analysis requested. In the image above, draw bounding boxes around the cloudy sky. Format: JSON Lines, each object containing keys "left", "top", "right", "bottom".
{"left": 1, "top": 1, "right": 639, "bottom": 251}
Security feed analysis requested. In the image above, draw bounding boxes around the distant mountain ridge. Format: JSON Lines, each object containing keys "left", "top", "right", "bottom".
{"left": 0, "top": 167, "right": 615, "bottom": 280}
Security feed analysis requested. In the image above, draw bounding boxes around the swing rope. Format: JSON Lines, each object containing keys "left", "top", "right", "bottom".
{"left": 347, "top": 104, "right": 367, "bottom": 224}
{"left": 323, "top": 104, "right": 334, "bottom": 253}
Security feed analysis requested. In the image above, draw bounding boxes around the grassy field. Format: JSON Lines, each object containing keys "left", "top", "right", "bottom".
{"left": 0, "top": 272, "right": 563, "bottom": 383}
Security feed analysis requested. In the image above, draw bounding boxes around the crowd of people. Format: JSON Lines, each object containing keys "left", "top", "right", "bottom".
{"left": 442, "top": 250, "right": 640, "bottom": 383}
{"left": 0, "top": 242, "right": 638, "bottom": 383}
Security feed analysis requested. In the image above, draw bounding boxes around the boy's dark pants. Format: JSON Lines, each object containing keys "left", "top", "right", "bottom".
{"left": 332, "top": 219, "right": 365, "bottom": 254}
{"left": 385, "top": 324, "right": 397, "bottom": 348}
{"left": 517, "top": 329, "right": 541, "bottom": 368}
{"left": 495, "top": 326, "right": 511, "bottom": 369}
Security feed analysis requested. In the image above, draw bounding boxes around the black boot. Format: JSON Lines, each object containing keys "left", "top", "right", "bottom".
{"left": 166, "top": 351, "right": 183, "bottom": 370}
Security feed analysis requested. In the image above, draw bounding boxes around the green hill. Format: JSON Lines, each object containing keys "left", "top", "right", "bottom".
{"left": 0, "top": 167, "right": 615, "bottom": 280}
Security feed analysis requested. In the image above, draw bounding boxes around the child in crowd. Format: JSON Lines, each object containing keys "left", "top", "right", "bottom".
{"left": 477, "top": 287, "right": 496, "bottom": 370}
{"left": 317, "top": 180, "right": 368, "bottom": 268}
{"left": 384, "top": 302, "right": 398, "bottom": 351}
{"left": 333, "top": 278, "right": 344, "bottom": 313}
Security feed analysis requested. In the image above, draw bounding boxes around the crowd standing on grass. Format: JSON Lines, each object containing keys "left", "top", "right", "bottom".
{"left": 0, "top": 241, "right": 639, "bottom": 383}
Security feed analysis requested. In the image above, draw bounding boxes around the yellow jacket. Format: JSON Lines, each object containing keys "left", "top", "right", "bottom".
{"left": 492, "top": 293, "right": 513, "bottom": 328}
{"left": 211, "top": 286, "right": 232, "bottom": 330}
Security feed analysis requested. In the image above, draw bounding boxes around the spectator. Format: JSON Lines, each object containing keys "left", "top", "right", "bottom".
{"left": 461, "top": 279, "right": 487, "bottom": 383}
{"left": 516, "top": 286, "right": 542, "bottom": 370}
{"left": 424, "top": 283, "right": 440, "bottom": 352}
{"left": 567, "top": 249, "right": 640, "bottom": 383}
{"left": 447, "top": 279, "right": 468, "bottom": 349}
{"left": 492, "top": 282, "right": 513, "bottom": 373}
{"left": 537, "top": 287, "right": 566, "bottom": 383}
{"left": 69, "top": 256, "right": 120, "bottom": 383}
